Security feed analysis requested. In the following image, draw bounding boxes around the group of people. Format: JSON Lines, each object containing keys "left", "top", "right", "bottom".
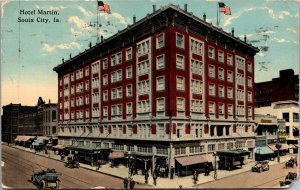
{"left": 123, "top": 177, "right": 135, "bottom": 189}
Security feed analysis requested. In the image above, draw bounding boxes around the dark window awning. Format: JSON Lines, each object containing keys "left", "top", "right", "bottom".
{"left": 109, "top": 151, "right": 125, "bottom": 159}
{"left": 217, "top": 149, "right": 250, "bottom": 157}
{"left": 256, "top": 146, "right": 274, "bottom": 155}
{"left": 175, "top": 154, "right": 214, "bottom": 166}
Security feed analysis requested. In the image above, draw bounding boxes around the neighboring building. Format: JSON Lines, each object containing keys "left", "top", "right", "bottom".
{"left": 53, "top": 4, "right": 259, "bottom": 174}
{"left": 255, "top": 100, "right": 299, "bottom": 144}
{"left": 1, "top": 97, "right": 58, "bottom": 143}
{"left": 255, "top": 69, "right": 299, "bottom": 108}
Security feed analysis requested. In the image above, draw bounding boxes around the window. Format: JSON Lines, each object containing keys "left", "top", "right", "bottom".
{"left": 156, "top": 33, "right": 164, "bottom": 49}
{"left": 103, "top": 91, "right": 108, "bottom": 101}
{"left": 191, "top": 100, "right": 204, "bottom": 113}
{"left": 157, "top": 98, "right": 165, "bottom": 112}
{"left": 208, "top": 144, "right": 215, "bottom": 151}
{"left": 126, "top": 66, "right": 132, "bottom": 79}
{"left": 293, "top": 113, "right": 299, "bottom": 122}
{"left": 176, "top": 54, "right": 185, "bottom": 70}
{"left": 209, "top": 102, "right": 215, "bottom": 115}
{"left": 71, "top": 73, "right": 74, "bottom": 82}
{"left": 218, "top": 68, "right": 225, "bottom": 80}
{"left": 209, "top": 83, "right": 216, "bottom": 96}
{"left": 103, "top": 75, "right": 108, "bottom": 85}
{"left": 85, "top": 81, "right": 89, "bottom": 91}
{"left": 176, "top": 33, "right": 184, "bottom": 48}
{"left": 177, "top": 98, "right": 185, "bottom": 111}
{"left": 228, "top": 104, "right": 233, "bottom": 116}
{"left": 227, "top": 54, "right": 233, "bottom": 66}
{"left": 103, "top": 59, "right": 108, "bottom": 70}
{"left": 227, "top": 70, "right": 233, "bottom": 83}
{"left": 175, "top": 147, "right": 186, "bottom": 155}
{"left": 137, "top": 40, "right": 150, "bottom": 57}
{"left": 157, "top": 147, "right": 168, "bottom": 155}
{"left": 137, "top": 60, "right": 150, "bottom": 76}
{"left": 85, "top": 96, "right": 89, "bottom": 105}
{"left": 218, "top": 85, "right": 225, "bottom": 97}
{"left": 247, "top": 92, "right": 252, "bottom": 102}
{"left": 126, "top": 103, "right": 132, "bottom": 114}
{"left": 156, "top": 77, "right": 165, "bottom": 91}
{"left": 248, "top": 106, "right": 252, "bottom": 118}
{"left": 156, "top": 54, "right": 165, "bottom": 70}
{"left": 126, "top": 85, "right": 132, "bottom": 97}
{"left": 126, "top": 48, "right": 132, "bottom": 61}
{"left": 247, "top": 62, "right": 252, "bottom": 73}
{"left": 103, "top": 107, "right": 108, "bottom": 116}
{"left": 208, "top": 46, "right": 215, "bottom": 59}
{"left": 282, "top": 113, "right": 289, "bottom": 122}
{"left": 227, "top": 87, "right": 233, "bottom": 99}
{"left": 247, "top": 77, "right": 253, "bottom": 87}
{"left": 111, "top": 89, "right": 117, "bottom": 100}
{"left": 85, "top": 66, "right": 89, "bottom": 76}
{"left": 176, "top": 77, "right": 185, "bottom": 91}
{"left": 219, "top": 104, "right": 225, "bottom": 115}
{"left": 190, "top": 38, "right": 203, "bottom": 55}
{"left": 191, "top": 59, "right": 203, "bottom": 75}
{"left": 111, "top": 52, "right": 122, "bottom": 66}
{"left": 191, "top": 80, "right": 203, "bottom": 94}
{"left": 117, "top": 87, "right": 122, "bottom": 99}
{"left": 208, "top": 65, "right": 215, "bottom": 78}
{"left": 218, "top": 50, "right": 224, "bottom": 63}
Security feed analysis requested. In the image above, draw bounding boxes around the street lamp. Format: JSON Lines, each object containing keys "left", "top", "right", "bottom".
{"left": 275, "top": 142, "right": 282, "bottom": 163}
{"left": 213, "top": 152, "right": 217, "bottom": 180}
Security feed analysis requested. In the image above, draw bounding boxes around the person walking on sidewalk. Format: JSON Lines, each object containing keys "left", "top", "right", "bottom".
{"left": 123, "top": 178, "right": 128, "bottom": 189}
{"left": 153, "top": 170, "right": 157, "bottom": 186}
{"left": 170, "top": 166, "right": 174, "bottom": 179}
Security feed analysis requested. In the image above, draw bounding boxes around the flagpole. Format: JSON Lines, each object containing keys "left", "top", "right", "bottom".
{"left": 97, "top": 1, "right": 99, "bottom": 43}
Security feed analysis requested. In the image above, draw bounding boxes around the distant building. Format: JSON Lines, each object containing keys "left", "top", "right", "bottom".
{"left": 255, "top": 69, "right": 299, "bottom": 108}
{"left": 53, "top": 4, "right": 259, "bottom": 174}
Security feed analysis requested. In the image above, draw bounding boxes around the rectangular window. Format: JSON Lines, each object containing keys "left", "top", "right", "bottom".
{"left": 103, "top": 107, "right": 108, "bottom": 116}
{"left": 191, "top": 59, "right": 204, "bottom": 76}
{"left": 247, "top": 77, "right": 253, "bottom": 87}
{"left": 126, "top": 48, "right": 132, "bottom": 61}
{"left": 176, "top": 54, "right": 185, "bottom": 70}
{"left": 176, "top": 33, "right": 184, "bottom": 48}
{"left": 156, "top": 98, "right": 165, "bottom": 112}
{"left": 126, "top": 103, "right": 132, "bottom": 115}
{"left": 208, "top": 65, "right": 215, "bottom": 78}
{"left": 218, "top": 68, "right": 225, "bottom": 80}
{"left": 177, "top": 98, "right": 185, "bottom": 111}
{"left": 247, "top": 92, "right": 252, "bottom": 102}
{"left": 111, "top": 89, "right": 117, "bottom": 100}
{"left": 218, "top": 50, "right": 224, "bottom": 63}
{"left": 126, "top": 66, "right": 132, "bottom": 79}
{"left": 126, "top": 85, "right": 132, "bottom": 97}
{"left": 282, "top": 112, "right": 289, "bottom": 122}
{"left": 208, "top": 46, "right": 215, "bottom": 59}
{"left": 103, "top": 75, "right": 108, "bottom": 85}
{"left": 156, "top": 33, "right": 164, "bottom": 49}
{"left": 156, "top": 54, "right": 165, "bottom": 70}
{"left": 209, "top": 83, "right": 215, "bottom": 96}
{"left": 227, "top": 54, "right": 233, "bottom": 66}
{"left": 176, "top": 77, "right": 185, "bottom": 91}
{"left": 228, "top": 104, "right": 233, "bottom": 116}
{"left": 156, "top": 77, "right": 165, "bottom": 91}
{"left": 227, "top": 87, "right": 233, "bottom": 99}
{"left": 208, "top": 144, "right": 215, "bottom": 151}
{"left": 227, "top": 70, "right": 233, "bottom": 83}
{"left": 103, "top": 58, "right": 108, "bottom": 70}
{"left": 190, "top": 38, "right": 203, "bottom": 55}
{"left": 191, "top": 80, "right": 203, "bottom": 94}
{"left": 209, "top": 102, "right": 215, "bottom": 114}
{"left": 218, "top": 85, "right": 225, "bottom": 98}
{"left": 103, "top": 91, "right": 108, "bottom": 101}
{"left": 293, "top": 113, "right": 299, "bottom": 122}
{"left": 219, "top": 103, "right": 225, "bottom": 115}
{"left": 247, "top": 62, "right": 252, "bottom": 73}
{"left": 248, "top": 106, "right": 252, "bottom": 118}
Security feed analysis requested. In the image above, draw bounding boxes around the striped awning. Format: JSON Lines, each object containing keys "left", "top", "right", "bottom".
{"left": 256, "top": 146, "right": 274, "bottom": 155}
{"left": 175, "top": 154, "right": 213, "bottom": 166}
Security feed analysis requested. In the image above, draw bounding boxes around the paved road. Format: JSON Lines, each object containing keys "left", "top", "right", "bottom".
{"left": 198, "top": 161, "right": 298, "bottom": 188}
{"left": 2, "top": 145, "right": 144, "bottom": 189}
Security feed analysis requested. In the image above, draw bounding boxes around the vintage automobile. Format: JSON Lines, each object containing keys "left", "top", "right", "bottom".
{"left": 64, "top": 156, "right": 80, "bottom": 168}
{"left": 280, "top": 172, "right": 297, "bottom": 187}
{"left": 31, "top": 168, "right": 62, "bottom": 189}
{"left": 251, "top": 160, "right": 269, "bottom": 172}
{"left": 285, "top": 157, "right": 298, "bottom": 168}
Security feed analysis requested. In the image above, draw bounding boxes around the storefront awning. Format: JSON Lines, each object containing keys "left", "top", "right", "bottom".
{"left": 175, "top": 154, "right": 213, "bottom": 166}
{"left": 67, "top": 145, "right": 110, "bottom": 153}
{"left": 37, "top": 136, "right": 49, "bottom": 141}
{"left": 21, "top": 136, "right": 35, "bottom": 142}
{"left": 53, "top": 144, "right": 65, "bottom": 150}
{"left": 109, "top": 151, "right": 125, "bottom": 159}
{"left": 256, "top": 146, "right": 274, "bottom": 155}
{"left": 32, "top": 139, "right": 44, "bottom": 146}
{"left": 14, "top": 135, "right": 24, "bottom": 141}
{"left": 268, "top": 144, "right": 289, "bottom": 151}
{"left": 217, "top": 149, "right": 251, "bottom": 157}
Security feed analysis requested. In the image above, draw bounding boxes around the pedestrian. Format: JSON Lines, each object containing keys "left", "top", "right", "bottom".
{"left": 153, "top": 171, "right": 157, "bottom": 186}
{"left": 145, "top": 171, "right": 149, "bottom": 184}
{"left": 129, "top": 178, "right": 135, "bottom": 189}
{"left": 193, "top": 170, "right": 197, "bottom": 184}
{"left": 165, "top": 165, "right": 169, "bottom": 178}
{"left": 170, "top": 166, "right": 174, "bottom": 179}
{"left": 123, "top": 178, "right": 128, "bottom": 189}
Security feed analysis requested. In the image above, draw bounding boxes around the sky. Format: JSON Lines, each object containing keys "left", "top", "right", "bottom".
{"left": 1, "top": 0, "right": 299, "bottom": 106}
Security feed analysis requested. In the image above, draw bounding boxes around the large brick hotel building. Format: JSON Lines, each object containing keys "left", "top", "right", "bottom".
{"left": 53, "top": 4, "right": 259, "bottom": 174}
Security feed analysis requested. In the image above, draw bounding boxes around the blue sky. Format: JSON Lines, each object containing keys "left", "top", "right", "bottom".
{"left": 1, "top": 0, "right": 299, "bottom": 106}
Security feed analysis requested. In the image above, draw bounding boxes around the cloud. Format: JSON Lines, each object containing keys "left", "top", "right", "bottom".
{"left": 70, "top": 28, "right": 84, "bottom": 36}
{"left": 35, "top": 5, "right": 66, "bottom": 11}
{"left": 78, "top": 6, "right": 93, "bottom": 18}
{"left": 262, "top": 7, "right": 295, "bottom": 20}
{"left": 222, "top": 6, "right": 257, "bottom": 27}
{"left": 68, "top": 16, "right": 87, "bottom": 28}
{"left": 271, "top": 38, "right": 290, "bottom": 43}
{"left": 287, "top": 27, "right": 298, "bottom": 34}
{"left": 42, "top": 42, "right": 81, "bottom": 53}
{"left": 111, "top": 12, "right": 129, "bottom": 25}
{"left": 238, "top": 34, "right": 254, "bottom": 39}
{"left": 257, "top": 52, "right": 265, "bottom": 57}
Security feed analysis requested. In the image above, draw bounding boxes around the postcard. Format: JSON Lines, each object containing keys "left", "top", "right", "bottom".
{"left": 1, "top": 0, "right": 299, "bottom": 189}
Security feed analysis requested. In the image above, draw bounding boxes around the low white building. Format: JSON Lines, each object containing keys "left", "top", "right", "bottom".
{"left": 255, "top": 100, "right": 299, "bottom": 144}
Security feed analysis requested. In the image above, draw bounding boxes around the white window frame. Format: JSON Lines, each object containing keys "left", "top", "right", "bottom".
{"left": 156, "top": 76, "right": 165, "bottom": 91}
{"left": 156, "top": 33, "right": 165, "bottom": 49}
{"left": 126, "top": 48, "right": 132, "bottom": 61}
{"left": 176, "top": 33, "right": 184, "bottom": 48}
{"left": 176, "top": 76, "right": 185, "bottom": 91}
{"left": 209, "top": 83, "right": 216, "bottom": 96}
{"left": 176, "top": 54, "right": 185, "bottom": 70}
{"left": 156, "top": 54, "right": 165, "bottom": 70}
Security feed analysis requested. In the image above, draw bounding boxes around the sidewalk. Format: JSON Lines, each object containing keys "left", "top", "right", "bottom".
{"left": 7, "top": 144, "right": 296, "bottom": 188}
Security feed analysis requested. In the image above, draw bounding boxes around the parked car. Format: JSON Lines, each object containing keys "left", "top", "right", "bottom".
{"left": 251, "top": 160, "right": 269, "bottom": 172}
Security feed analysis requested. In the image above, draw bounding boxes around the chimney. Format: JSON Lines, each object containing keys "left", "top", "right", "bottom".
{"left": 244, "top": 35, "right": 247, "bottom": 42}
{"left": 101, "top": 35, "right": 103, "bottom": 42}
{"left": 89, "top": 42, "right": 92, "bottom": 48}
{"left": 203, "top": 13, "right": 206, "bottom": 21}
{"left": 69, "top": 53, "right": 72, "bottom": 59}
{"left": 62, "top": 58, "right": 64, "bottom": 63}
{"left": 231, "top": 27, "right": 234, "bottom": 36}
{"left": 152, "top": 5, "right": 156, "bottom": 12}
{"left": 133, "top": 15, "right": 136, "bottom": 23}
{"left": 184, "top": 3, "right": 187, "bottom": 11}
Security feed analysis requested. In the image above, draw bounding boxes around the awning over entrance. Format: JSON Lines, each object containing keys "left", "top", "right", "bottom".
{"left": 217, "top": 149, "right": 251, "bottom": 157}
{"left": 18, "top": 136, "right": 35, "bottom": 142}
{"left": 256, "top": 146, "right": 274, "bottom": 155}
{"left": 52, "top": 144, "right": 65, "bottom": 150}
{"left": 109, "top": 151, "right": 125, "bottom": 159}
{"left": 175, "top": 154, "right": 213, "bottom": 166}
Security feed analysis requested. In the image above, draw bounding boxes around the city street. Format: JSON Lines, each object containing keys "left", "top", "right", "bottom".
{"left": 2, "top": 145, "right": 145, "bottom": 189}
